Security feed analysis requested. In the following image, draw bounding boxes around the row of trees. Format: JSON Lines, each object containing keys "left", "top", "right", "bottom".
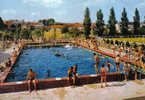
{"left": 38, "top": 18, "right": 66, "bottom": 26}
{"left": 83, "top": 7, "right": 145, "bottom": 38}
{"left": 0, "top": 7, "right": 144, "bottom": 40}
{"left": 38, "top": 18, "right": 55, "bottom": 26}
{"left": 0, "top": 17, "right": 7, "bottom": 30}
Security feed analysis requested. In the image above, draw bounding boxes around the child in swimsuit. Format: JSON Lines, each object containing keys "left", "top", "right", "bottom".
{"left": 100, "top": 64, "right": 107, "bottom": 87}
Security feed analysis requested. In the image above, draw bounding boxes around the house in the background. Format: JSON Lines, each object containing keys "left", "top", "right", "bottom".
{"left": 128, "top": 22, "right": 134, "bottom": 31}
{"left": 5, "top": 20, "right": 24, "bottom": 32}
{"left": 5, "top": 20, "right": 24, "bottom": 25}
{"left": 32, "top": 23, "right": 43, "bottom": 28}
{"left": 45, "top": 23, "right": 84, "bottom": 32}
{"left": 140, "top": 22, "right": 145, "bottom": 27}
{"left": 115, "top": 23, "right": 121, "bottom": 33}
{"left": 23, "top": 22, "right": 39, "bottom": 29}
{"left": 115, "top": 22, "right": 135, "bottom": 33}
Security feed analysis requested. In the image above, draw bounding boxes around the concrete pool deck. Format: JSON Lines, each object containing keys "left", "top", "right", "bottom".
{"left": 0, "top": 43, "right": 22, "bottom": 83}
{"left": 0, "top": 79, "right": 145, "bottom": 100}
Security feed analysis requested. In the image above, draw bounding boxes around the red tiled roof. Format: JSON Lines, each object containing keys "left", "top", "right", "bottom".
{"left": 5, "top": 20, "right": 95, "bottom": 29}
{"left": 48, "top": 23, "right": 95, "bottom": 28}
{"left": 23, "top": 22, "right": 40, "bottom": 26}
{"left": 5, "top": 20, "right": 16, "bottom": 25}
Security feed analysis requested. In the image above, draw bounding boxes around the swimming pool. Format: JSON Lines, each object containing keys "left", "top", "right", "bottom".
{"left": 6, "top": 46, "right": 124, "bottom": 82}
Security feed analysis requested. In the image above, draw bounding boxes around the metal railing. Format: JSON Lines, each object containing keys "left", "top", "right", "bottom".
{"left": 101, "top": 35, "right": 145, "bottom": 38}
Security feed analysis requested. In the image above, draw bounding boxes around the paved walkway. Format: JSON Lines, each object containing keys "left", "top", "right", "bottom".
{"left": 0, "top": 43, "right": 16, "bottom": 65}
{"left": 0, "top": 43, "right": 18, "bottom": 76}
{"left": 0, "top": 80, "right": 145, "bottom": 100}
{"left": 99, "top": 47, "right": 125, "bottom": 57}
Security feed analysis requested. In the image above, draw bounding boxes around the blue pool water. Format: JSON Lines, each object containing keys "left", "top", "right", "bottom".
{"left": 6, "top": 46, "right": 124, "bottom": 82}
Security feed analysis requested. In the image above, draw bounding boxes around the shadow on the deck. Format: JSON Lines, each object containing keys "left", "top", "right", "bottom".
{"left": 124, "top": 96, "right": 145, "bottom": 100}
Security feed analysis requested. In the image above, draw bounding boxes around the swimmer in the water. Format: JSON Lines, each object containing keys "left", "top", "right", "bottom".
{"left": 55, "top": 51, "right": 64, "bottom": 56}
{"left": 9, "top": 71, "right": 15, "bottom": 79}
{"left": 47, "top": 69, "right": 51, "bottom": 77}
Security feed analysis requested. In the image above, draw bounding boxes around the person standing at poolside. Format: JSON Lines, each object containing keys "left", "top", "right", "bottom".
{"left": 123, "top": 63, "right": 129, "bottom": 81}
{"left": 73, "top": 64, "right": 78, "bottom": 85}
{"left": 68, "top": 66, "right": 73, "bottom": 85}
{"left": 93, "top": 53, "right": 99, "bottom": 73}
{"left": 115, "top": 55, "right": 121, "bottom": 72}
{"left": 118, "top": 47, "right": 122, "bottom": 56}
{"left": 100, "top": 64, "right": 107, "bottom": 87}
{"left": 26, "top": 69, "right": 38, "bottom": 92}
{"left": 138, "top": 46, "right": 142, "bottom": 55}
{"left": 106, "top": 61, "right": 111, "bottom": 72}
{"left": 112, "top": 44, "right": 116, "bottom": 55}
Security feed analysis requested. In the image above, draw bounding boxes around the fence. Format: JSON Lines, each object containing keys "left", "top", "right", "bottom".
{"left": 101, "top": 35, "right": 145, "bottom": 38}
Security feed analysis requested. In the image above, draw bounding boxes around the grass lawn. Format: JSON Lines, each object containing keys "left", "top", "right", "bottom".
{"left": 108, "top": 38, "right": 145, "bottom": 44}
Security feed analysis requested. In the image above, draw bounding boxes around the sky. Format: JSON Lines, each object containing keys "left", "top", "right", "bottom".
{"left": 0, "top": 0, "right": 145, "bottom": 23}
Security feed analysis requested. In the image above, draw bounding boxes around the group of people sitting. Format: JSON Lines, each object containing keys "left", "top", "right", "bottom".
{"left": 0, "top": 57, "right": 12, "bottom": 76}
{"left": 4, "top": 47, "right": 21, "bottom": 68}
{"left": 5, "top": 58, "right": 11, "bottom": 67}
{"left": 26, "top": 65, "right": 79, "bottom": 92}
{"left": 0, "top": 42, "right": 20, "bottom": 74}
{"left": 76, "top": 38, "right": 145, "bottom": 68}
{"left": 93, "top": 52, "right": 144, "bottom": 87}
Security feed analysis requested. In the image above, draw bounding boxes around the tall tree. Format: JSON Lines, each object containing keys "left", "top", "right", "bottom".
{"left": 20, "top": 28, "right": 30, "bottom": 39}
{"left": 62, "top": 26, "right": 69, "bottom": 33}
{"left": 39, "top": 18, "right": 55, "bottom": 26}
{"left": 15, "top": 23, "right": 21, "bottom": 39}
{"left": 108, "top": 7, "right": 117, "bottom": 36}
{"left": 94, "top": 9, "right": 104, "bottom": 36}
{"left": 42, "top": 19, "right": 47, "bottom": 26}
{"left": 121, "top": 8, "right": 129, "bottom": 35}
{"left": 83, "top": 7, "right": 91, "bottom": 39}
{"left": 70, "top": 27, "right": 81, "bottom": 37}
{"left": 47, "top": 18, "right": 55, "bottom": 26}
{"left": 0, "top": 17, "right": 5, "bottom": 30}
{"left": 133, "top": 8, "right": 140, "bottom": 35}
{"left": 31, "top": 29, "right": 43, "bottom": 39}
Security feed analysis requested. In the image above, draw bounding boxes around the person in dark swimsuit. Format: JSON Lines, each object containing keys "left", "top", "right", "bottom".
{"left": 73, "top": 64, "right": 78, "bottom": 85}
{"left": 115, "top": 55, "right": 120, "bottom": 72}
{"left": 73, "top": 64, "right": 78, "bottom": 76}
{"left": 26, "top": 69, "right": 38, "bottom": 92}
{"left": 68, "top": 67, "right": 73, "bottom": 85}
